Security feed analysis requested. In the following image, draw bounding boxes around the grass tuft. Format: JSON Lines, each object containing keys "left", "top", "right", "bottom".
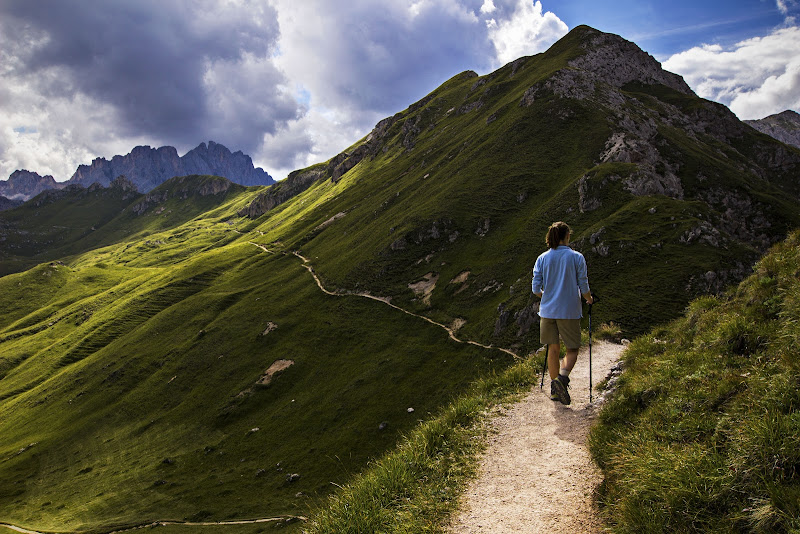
{"left": 590, "top": 230, "right": 800, "bottom": 532}
{"left": 304, "top": 355, "right": 541, "bottom": 534}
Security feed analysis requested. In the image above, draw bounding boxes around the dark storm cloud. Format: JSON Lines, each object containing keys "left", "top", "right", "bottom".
{"left": 0, "top": 0, "right": 301, "bottom": 155}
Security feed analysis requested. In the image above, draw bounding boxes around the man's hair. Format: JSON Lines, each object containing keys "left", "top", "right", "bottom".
{"left": 546, "top": 221, "right": 571, "bottom": 249}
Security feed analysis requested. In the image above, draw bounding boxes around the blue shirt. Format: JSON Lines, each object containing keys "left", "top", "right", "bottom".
{"left": 531, "top": 246, "right": 590, "bottom": 319}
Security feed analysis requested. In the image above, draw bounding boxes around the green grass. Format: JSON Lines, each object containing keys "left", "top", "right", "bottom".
{"left": 589, "top": 230, "right": 800, "bottom": 532}
{"left": 304, "top": 353, "right": 543, "bottom": 534}
{"left": 0, "top": 221, "right": 515, "bottom": 531}
{"left": 2, "top": 25, "right": 800, "bottom": 532}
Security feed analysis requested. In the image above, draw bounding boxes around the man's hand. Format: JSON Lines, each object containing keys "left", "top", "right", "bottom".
{"left": 584, "top": 293, "right": 594, "bottom": 305}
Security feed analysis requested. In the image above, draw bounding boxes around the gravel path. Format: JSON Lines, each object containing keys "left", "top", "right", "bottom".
{"left": 447, "top": 341, "right": 625, "bottom": 534}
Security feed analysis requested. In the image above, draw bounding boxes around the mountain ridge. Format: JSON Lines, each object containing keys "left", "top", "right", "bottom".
{"left": 746, "top": 109, "right": 800, "bottom": 149}
{"left": 68, "top": 140, "right": 275, "bottom": 192}
{"left": 1, "top": 25, "right": 799, "bottom": 531}
{"left": 0, "top": 170, "right": 65, "bottom": 202}
{"left": 1, "top": 141, "right": 274, "bottom": 201}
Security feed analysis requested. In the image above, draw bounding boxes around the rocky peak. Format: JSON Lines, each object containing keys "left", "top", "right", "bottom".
{"left": 568, "top": 26, "right": 693, "bottom": 95}
{"left": 745, "top": 110, "right": 800, "bottom": 149}
{"left": 0, "top": 170, "right": 64, "bottom": 201}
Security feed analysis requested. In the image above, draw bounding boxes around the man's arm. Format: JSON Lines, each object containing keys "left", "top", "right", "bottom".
{"left": 576, "top": 253, "right": 592, "bottom": 304}
{"left": 532, "top": 257, "right": 544, "bottom": 297}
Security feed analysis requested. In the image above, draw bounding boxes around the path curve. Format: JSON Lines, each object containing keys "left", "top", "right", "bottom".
{"left": 447, "top": 341, "right": 625, "bottom": 534}
{"left": 1, "top": 240, "right": 526, "bottom": 534}
{"left": 291, "top": 251, "right": 519, "bottom": 359}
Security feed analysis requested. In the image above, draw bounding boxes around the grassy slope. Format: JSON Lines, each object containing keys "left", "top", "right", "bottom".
{"left": 0, "top": 192, "right": 512, "bottom": 531}
{"left": 250, "top": 32, "right": 799, "bottom": 352}
{"left": 2, "top": 25, "right": 800, "bottom": 532}
{"left": 590, "top": 231, "right": 800, "bottom": 532}
{"left": 0, "top": 175, "right": 258, "bottom": 276}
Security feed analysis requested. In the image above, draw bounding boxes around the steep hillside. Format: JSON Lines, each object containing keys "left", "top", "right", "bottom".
{"left": 243, "top": 25, "right": 800, "bottom": 344}
{"left": 0, "top": 195, "right": 23, "bottom": 212}
{"left": 0, "top": 197, "right": 510, "bottom": 531}
{"left": 590, "top": 230, "right": 800, "bottom": 532}
{"left": 1, "top": 25, "right": 799, "bottom": 532}
{"left": 0, "top": 175, "right": 252, "bottom": 276}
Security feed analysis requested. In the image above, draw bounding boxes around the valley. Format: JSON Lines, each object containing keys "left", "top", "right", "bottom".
{"left": 1, "top": 25, "right": 799, "bottom": 532}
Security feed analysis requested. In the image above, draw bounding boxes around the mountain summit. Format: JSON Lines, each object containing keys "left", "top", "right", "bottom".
{"left": 746, "top": 109, "right": 800, "bottom": 149}
{"left": 1, "top": 25, "right": 800, "bottom": 531}
{"left": 0, "top": 170, "right": 64, "bottom": 201}
{"left": 67, "top": 140, "right": 274, "bottom": 192}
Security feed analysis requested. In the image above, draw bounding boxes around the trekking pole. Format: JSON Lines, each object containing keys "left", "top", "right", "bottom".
{"left": 588, "top": 293, "right": 600, "bottom": 403}
{"left": 589, "top": 301, "right": 593, "bottom": 403}
{"left": 539, "top": 345, "right": 548, "bottom": 390}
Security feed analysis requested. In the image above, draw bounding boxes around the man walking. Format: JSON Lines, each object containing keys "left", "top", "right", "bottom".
{"left": 532, "top": 221, "right": 593, "bottom": 405}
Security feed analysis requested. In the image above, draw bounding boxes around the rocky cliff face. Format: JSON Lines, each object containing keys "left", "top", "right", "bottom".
{"left": 0, "top": 170, "right": 65, "bottom": 201}
{"left": 68, "top": 141, "right": 274, "bottom": 192}
{"left": 746, "top": 110, "right": 800, "bottom": 149}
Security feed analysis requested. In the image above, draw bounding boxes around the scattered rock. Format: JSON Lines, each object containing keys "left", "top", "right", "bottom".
{"left": 475, "top": 218, "right": 491, "bottom": 237}
{"left": 314, "top": 211, "right": 347, "bottom": 232}
{"left": 408, "top": 273, "right": 439, "bottom": 306}
{"left": 450, "top": 271, "right": 470, "bottom": 284}
{"left": 407, "top": 407, "right": 415, "bottom": 413}
{"left": 379, "top": 421, "right": 389, "bottom": 431}
{"left": 260, "top": 322, "right": 278, "bottom": 336}
{"left": 256, "top": 359, "right": 294, "bottom": 386}
{"left": 286, "top": 473, "right": 301, "bottom": 483}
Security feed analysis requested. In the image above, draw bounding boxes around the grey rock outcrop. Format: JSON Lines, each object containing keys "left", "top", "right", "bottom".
{"left": 130, "top": 175, "right": 235, "bottom": 216}
{"left": 238, "top": 167, "right": 325, "bottom": 219}
{"left": 746, "top": 110, "right": 800, "bottom": 149}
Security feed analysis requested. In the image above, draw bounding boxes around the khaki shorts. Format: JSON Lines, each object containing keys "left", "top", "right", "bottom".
{"left": 540, "top": 317, "right": 581, "bottom": 349}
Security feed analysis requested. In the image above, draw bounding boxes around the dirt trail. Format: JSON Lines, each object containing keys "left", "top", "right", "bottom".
{"left": 290, "top": 251, "right": 519, "bottom": 359}
{"left": 447, "top": 341, "right": 625, "bottom": 534}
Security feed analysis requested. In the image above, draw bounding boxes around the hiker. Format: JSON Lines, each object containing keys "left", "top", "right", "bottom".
{"left": 532, "top": 221, "right": 593, "bottom": 405}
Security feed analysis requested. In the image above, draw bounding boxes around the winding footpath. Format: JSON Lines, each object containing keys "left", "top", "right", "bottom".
{"left": 447, "top": 341, "right": 625, "bottom": 534}
{"left": 290, "top": 250, "right": 519, "bottom": 359}
{"left": 2, "top": 241, "right": 617, "bottom": 534}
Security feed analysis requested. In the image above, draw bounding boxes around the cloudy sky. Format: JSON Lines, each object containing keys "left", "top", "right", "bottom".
{"left": 1, "top": 0, "right": 798, "bottom": 182}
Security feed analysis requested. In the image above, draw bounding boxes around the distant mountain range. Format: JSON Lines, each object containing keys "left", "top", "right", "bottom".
{"left": 0, "top": 141, "right": 274, "bottom": 202}
{"left": 1, "top": 25, "right": 800, "bottom": 531}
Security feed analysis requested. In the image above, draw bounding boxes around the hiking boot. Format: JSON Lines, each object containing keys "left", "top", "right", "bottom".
{"left": 550, "top": 380, "right": 559, "bottom": 401}
{"left": 551, "top": 375, "right": 571, "bottom": 405}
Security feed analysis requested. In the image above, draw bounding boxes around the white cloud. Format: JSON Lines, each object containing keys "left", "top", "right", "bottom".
{"left": 0, "top": 0, "right": 571, "bottom": 184}
{"left": 486, "top": 0, "right": 568, "bottom": 66}
{"left": 663, "top": 26, "right": 800, "bottom": 120}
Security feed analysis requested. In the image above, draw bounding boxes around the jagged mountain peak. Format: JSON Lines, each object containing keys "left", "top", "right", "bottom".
{"left": 565, "top": 25, "right": 693, "bottom": 95}
{"left": 0, "top": 169, "right": 64, "bottom": 201}
{"left": 67, "top": 141, "right": 274, "bottom": 192}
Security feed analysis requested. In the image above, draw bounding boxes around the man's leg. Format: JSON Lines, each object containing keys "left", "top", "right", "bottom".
{"left": 547, "top": 343, "right": 561, "bottom": 380}
{"left": 562, "top": 348, "right": 579, "bottom": 375}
